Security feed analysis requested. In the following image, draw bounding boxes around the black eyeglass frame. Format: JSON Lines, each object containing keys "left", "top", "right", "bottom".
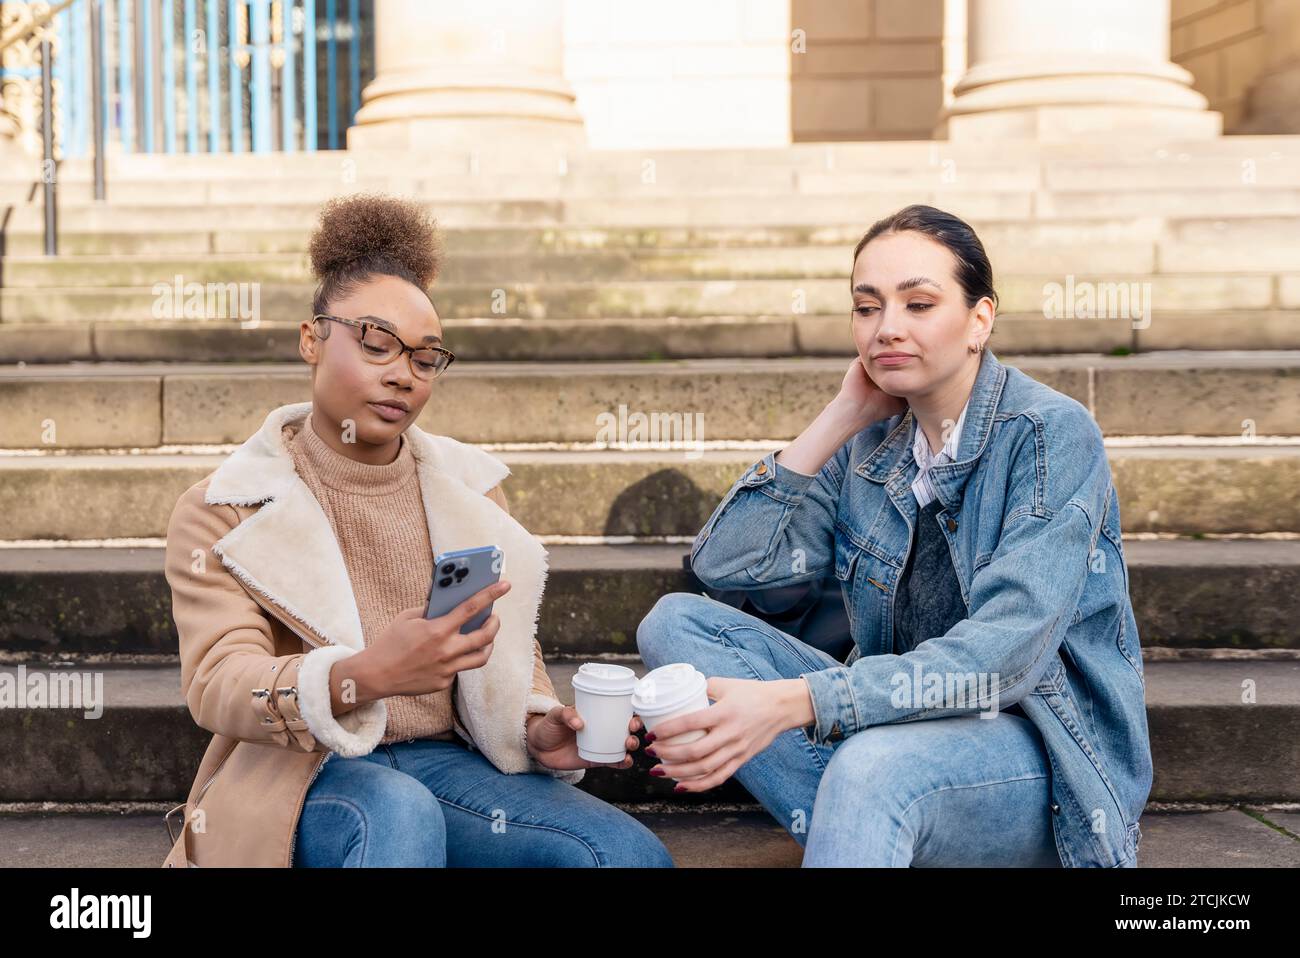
{"left": 311, "top": 313, "right": 455, "bottom": 380}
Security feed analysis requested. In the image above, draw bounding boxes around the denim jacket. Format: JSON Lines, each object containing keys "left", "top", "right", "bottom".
{"left": 690, "top": 348, "right": 1152, "bottom": 867}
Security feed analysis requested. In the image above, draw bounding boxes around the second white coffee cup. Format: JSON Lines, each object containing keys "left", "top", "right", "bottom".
{"left": 571, "top": 663, "right": 638, "bottom": 763}
{"left": 631, "top": 663, "right": 710, "bottom": 745}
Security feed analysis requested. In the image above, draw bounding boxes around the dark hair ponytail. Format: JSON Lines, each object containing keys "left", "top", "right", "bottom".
{"left": 852, "top": 204, "right": 998, "bottom": 314}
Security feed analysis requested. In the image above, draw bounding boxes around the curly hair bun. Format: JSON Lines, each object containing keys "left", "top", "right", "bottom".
{"left": 308, "top": 192, "right": 442, "bottom": 290}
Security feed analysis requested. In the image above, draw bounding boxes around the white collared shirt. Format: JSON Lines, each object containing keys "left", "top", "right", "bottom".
{"left": 911, "top": 398, "right": 970, "bottom": 507}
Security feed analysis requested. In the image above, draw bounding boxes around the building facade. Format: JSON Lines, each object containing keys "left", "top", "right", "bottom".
{"left": 1, "top": 0, "right": 1297, "bottom": 160}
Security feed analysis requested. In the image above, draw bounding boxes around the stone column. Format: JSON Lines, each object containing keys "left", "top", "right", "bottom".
{"left": 1236, "top": 0, "right": 1300, "bottom": 133}
{"left": 939, "top": 0, "right": 1220, "bottom": 140}
{"left": 347, "top": 0, "right": 585, "bottom": 151}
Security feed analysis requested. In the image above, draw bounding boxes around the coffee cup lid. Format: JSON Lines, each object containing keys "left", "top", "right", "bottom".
{"left": 571, "top": 662, "right": 638, "bottom": 695}
{"left": 631, "top": 663, "right": 707, "bottom": 715}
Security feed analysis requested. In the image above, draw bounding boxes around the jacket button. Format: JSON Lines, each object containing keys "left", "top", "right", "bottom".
{"left": 946, "top": 517, "right": 958, "bottom": 532}
{"left": 755, "top": 463, "right": 768, "bottom": 475}
{"left": 1050, "top": 802, "right": 1061, "bottom": 815}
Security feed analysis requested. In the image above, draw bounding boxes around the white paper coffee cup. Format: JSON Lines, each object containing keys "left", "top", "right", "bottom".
{"left": 631, "top": 663, "right": 710, "bottom": 746}
{"left": 571, "top": 663, "right": 638, "bottom": 763}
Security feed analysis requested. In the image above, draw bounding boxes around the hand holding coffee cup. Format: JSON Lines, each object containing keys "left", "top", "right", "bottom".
{"left": 570, "top": 663, "right": 640, "bottom": 764}
{"left": 631, "top": 664, "right": 715, "bottom": 786}
{"left": 631, "top": 664, "right": 710, "bottom": 747}
{"left": 526, "top": 662, "right": 643, "bottom": 770}
{"left": 634, "top": 668, "right": 799, "bottom": 793}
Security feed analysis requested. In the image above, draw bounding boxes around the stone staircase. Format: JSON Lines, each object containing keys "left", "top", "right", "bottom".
{"left": 1, "top": 137, "right": 1298, "bottom": 867}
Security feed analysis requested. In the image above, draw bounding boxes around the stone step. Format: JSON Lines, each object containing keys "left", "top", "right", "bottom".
{"left": 1040, "top": 154, "right": 1300, "bottom": 191}
{"left": 4, "top": 167, "right": 1051, "bottom": 205}
{"left": 0, "top": 241, "right": 1158, "bottom": 286}
{"left": 4, "top": 149, "right": 1298, "bottom": 209}
{"left": 2, "top": 806, "right": 1297, "bottom": 868}
{"left": 0, "top": 317, "right": 814, "bottom": 363}
{"left": 9, "top": 241, "right": 1300, "bottom": 285}
{"left": 1, "top": 353, "right": 1296, "bottom": 448}
{"left": 1033, "top": 189, "right": 1300, "bottom": 220}
{"left": 1, "top": 540, "right": 1296, "bottom": 657}
{"left": 3, "top": 312, "right": 1300, "bottom": 363}
{"left": 0, "top": 195, "right": 1024, "bottom": 233}
{"left": 0, "top": 145, "right": 1036, "bottom": 196}
{"left": 1, "top": 272, "right": 1291, "bottom": 325}
{"left": 11, "top": 132, "right": 1293, "bottom": 179}
{"left": 10, "top": 159, "right": 1300, "bottom": 209}
{"left": 0, "top": 445, "right": 1297, "bottom": 539}
{"left": 5, "top": 215, "right": 1299, "bottom": 258}
{"left": 16, "top": 239, "right": 1300, "bottom": 288}
{"left": 1, "top": 659, "right": 1296, "bottom": 805}
{"left": 10, "top": 186, "right": 1300, "bottom": 234}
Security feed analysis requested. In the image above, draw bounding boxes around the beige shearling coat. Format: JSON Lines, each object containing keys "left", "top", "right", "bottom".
{"left": 161, "top": 401, "right": 582, "bottom": 867}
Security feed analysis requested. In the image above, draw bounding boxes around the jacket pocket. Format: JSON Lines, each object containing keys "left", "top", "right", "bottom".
{"left": 832, "top": 523, "right": 863, "bottom": 634}
{"left": 833, "top": 521, "right": 861, "bottom": 583}
{"left": 165, "top": 744, "right": 235, "bottom": 867}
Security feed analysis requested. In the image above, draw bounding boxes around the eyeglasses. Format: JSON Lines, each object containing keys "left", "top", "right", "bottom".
{"left": 312, "top": 314, "right": 455, "bottom": 381}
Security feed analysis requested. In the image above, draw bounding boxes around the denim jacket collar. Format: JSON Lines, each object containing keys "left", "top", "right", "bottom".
{"left": 854, "top": 347, "right": 1008, "bottom": 512}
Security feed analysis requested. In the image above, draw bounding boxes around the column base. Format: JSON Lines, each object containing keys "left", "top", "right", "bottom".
{"left": 939, "top": 104, "right": 1222, "bottom": 142}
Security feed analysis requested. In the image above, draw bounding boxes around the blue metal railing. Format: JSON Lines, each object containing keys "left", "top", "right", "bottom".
{"left": 27, "top": 0, "right": 371, "bottom": 156}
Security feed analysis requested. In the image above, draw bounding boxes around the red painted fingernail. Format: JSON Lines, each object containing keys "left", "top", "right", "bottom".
{"left": 645, "top": 732, "right": 656, "bottom": 743}
{"left": 649, "top": 766, "right": 665, "bottom": 777}
{"left": 674, "top": 784, "right": 687, "bottom": 792}
{"left": 645, "top": 747, "right": 657, "bottom": 757}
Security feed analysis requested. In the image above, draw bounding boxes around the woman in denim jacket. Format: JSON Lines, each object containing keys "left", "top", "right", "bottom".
{"left": 637, "top": 205, "right": 1153, "bottom": 867}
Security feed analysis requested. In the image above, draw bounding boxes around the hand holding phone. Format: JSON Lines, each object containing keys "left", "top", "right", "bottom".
{"left": 425, "top": 545, "right": 504, "bottom": 633}
{"left": 365, "top": 578, "right": 511, "bottom": 699}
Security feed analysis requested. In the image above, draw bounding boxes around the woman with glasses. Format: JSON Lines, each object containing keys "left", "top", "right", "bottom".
{"left": 161, "top": 192, "right": 672, "bottom": 868}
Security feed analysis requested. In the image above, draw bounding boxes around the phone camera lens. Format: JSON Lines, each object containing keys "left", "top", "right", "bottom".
{"left": 454, "top": 567, "right": 469, "bottom": 581}
{"left": 440, "top": 562, "right": 455, "bottom": 575}
{"left": 438, "top": 576, "right": 453, "bottom": 588}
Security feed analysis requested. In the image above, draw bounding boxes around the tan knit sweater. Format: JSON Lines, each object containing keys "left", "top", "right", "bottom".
{"left": 284, "top": 413, "right": 558, "bottom": 745}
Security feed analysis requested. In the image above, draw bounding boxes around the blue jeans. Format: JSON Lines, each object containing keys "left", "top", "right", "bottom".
{"left": 293, "top": 736, "right": 674, "bottom": 867}
{"left": 637, "top": 593, "right": 1063, "bottom": 867}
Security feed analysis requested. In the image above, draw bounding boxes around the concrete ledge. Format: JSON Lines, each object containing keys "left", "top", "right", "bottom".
{"left": 1, "top": 540, "right": 1297, "bottom": 657}
{"left": 0, "top": 353, "right": 1297, "bottom": 447}
{"left": 0, "top": 445, "right": 1296, "bottom": 538}
{"left": 6, "top": 318, "right": 1300, "bottom": 363}
{"left": 0, "top": 274, "right": 1290, "bottom": 323}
